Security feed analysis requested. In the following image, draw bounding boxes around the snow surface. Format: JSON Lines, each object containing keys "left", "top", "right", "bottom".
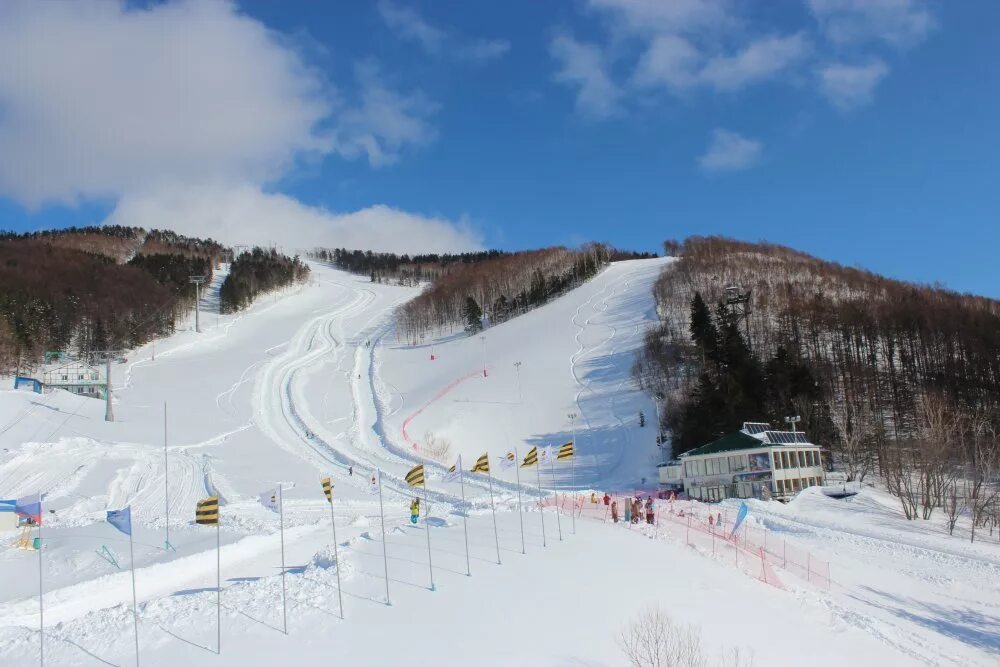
{"left": 0, "top": 258, "right": 998, "bottom": 666}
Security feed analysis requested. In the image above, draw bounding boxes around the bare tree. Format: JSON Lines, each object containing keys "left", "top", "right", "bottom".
{"left": 618, "top": 607, "right": 753, "bottom": 667}
{"left": 967, "top": 419, "right": 1000, "bottom": 543}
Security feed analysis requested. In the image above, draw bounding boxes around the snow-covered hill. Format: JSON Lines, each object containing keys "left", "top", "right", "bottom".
{"left": 0, "top": 259, "right": 998, "bottom": 666}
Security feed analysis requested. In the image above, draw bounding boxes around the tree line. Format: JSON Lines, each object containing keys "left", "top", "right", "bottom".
{"left": 310, "top": 247, "right": 508, "bottom": 286}
{"left": 634, "top": 236, "right": 1000, "bottom": 536}
{"left": 219, "top": 247, "right": 310, "bottom": 313}
{"left": 0, "top": 226, "right": 224, "bottom": 372}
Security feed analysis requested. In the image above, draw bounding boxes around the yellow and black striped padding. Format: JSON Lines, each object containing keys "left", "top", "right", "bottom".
{"left": 521, "top": 446, "right": 538, "bottom": 467}
{"left": 321, "top": 477, "right": 333, "bottom": 503}
{"left": 196, "top": 496, "right": 219, "bottom": 525}
{"left": 471, "top": 453, "right": 490, "bottom": 474}
{"left": 405, "top": 464, "right": 425, "bottom": 487}
{"left": 557, "top": 442, "right": 574, "bottom": 460}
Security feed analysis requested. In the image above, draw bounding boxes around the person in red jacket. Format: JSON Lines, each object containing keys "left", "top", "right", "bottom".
{"left": 603, "top": 493, "right": 611, "bottom": 506}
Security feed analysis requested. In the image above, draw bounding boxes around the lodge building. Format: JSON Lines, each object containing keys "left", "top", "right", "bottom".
{"left": 658, "top": 422, "right": 825, "bottom": 502}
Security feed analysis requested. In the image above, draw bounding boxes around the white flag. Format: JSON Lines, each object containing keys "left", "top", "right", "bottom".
{"left": 443, "top": 455, "right": 462, "bottom": 483}
{"left": 499, "top": 452, "right": 516, "bottom": 470}
{"left": 368, "top": 473, "right": 380, "bottom": 495}
{"left": 258, "top": 486, "right": 280, "bottom": 513}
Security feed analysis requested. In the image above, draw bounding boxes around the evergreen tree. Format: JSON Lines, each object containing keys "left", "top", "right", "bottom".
{"left": 689, "top": 293, "right": 718, "bottom": 366}
{"left": 463, "top": 296, "right": 483, "bottom": 334}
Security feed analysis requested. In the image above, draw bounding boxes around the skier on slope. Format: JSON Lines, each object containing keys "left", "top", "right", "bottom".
{"left": 645, "top": 497, "right": 654, "bottom": 524}
{"left": 410, "top": 498, "right": 420, "bottom": 524}
{"left": 603, "top": 493, "right": 610, "bottom": 506}
{"left": 611, "top": 499, "right": 619, "bottom": 523}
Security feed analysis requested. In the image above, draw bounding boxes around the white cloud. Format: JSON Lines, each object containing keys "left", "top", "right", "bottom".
{"left": 464, "top": 39, "right": 512, "bottom": 62}
{"left": 550, "top": 32, "right": 621, "bottom": 120}
{"left": 818, "top": 60, "right": 890, "bottom": 110}
{"left": 334, "top": 60, "right": 438, "bottom": 167}
{"left": 700, "top": 34, "right": 811, "bottom": 91}
{"left": 634, "top": 33, "right": 811, "bottom": 93}
{"left": 698, "top": 129, "right": 762, "bottom": 172}
{"left": 376, "top": 0, "right": 447, "bottom": 55}
{"left": 104, "top": 184, "right": 483, "bottom": 254}
{"left": 807, "top": 0, "right": 934, "bottom": 47}
{"left": 587, "top": 0, "right": 732, "bottom": 38}
{"left": 0, "top": 0, "right": 331, "bottom": 208}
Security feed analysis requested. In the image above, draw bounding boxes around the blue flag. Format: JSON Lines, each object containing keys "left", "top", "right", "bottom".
{"left": 15, "top": 493, "right": 41, "bottom": 523}
{"left": 729, "top": 501, "right": 748, "bottom": 540}
{"left": 107, "top": 506, "right": 132, "bottom": 536}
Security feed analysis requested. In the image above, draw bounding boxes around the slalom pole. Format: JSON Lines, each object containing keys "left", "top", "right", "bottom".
{"left": 377, "top": 469, "right": 390, "bottom": 605}
{"left": 423, "top": 482, "right": 434, "bottom": 591}
{"left": 536, "top": 463, "right": 546, "bottom": 547}
{"left": 38, "top": 493, "right": 44, "bottom": 667}
{"left": 459, "top": 457, "right": 470, "bottom": 576}
{"left": 328, "top": 488, "right": 344, "bottom": 618}
{"left": 278, "top": 485, "right": 287, "bottom": 634}
{"left": 487, "top": 468, "right": 501, "bottom": 565}
{"left": 216, "top": 514, "right": 221, "bottom": 654}
{"left": 551, "top": 454, "right": 562, "bottom": 541}
{"left": 514, "top": 447, "right": 525, "bottom": 555}
{"left": 128, "top": 519, "right": 140, "bottom": 666}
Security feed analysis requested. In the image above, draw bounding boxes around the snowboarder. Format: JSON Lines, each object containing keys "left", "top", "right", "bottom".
{"left": 410, "top": 498, "right": 420, "bottom": 524}
{"left": 348, "top": 465, "right": 353, "bottom": 476}
{"left": 591, "top": 492, "right": 598, "bottom": 504}
{"left": 645, "top": 497, "right": 654, "bottom": 524}
{"left": 603, "top": 493, "right": 611, "bottom": 506}
{"left": 708, "top": 514, "right": 715, "bottom": 527}
{"left": 611, "top": 500, "right": 619, "bottom": 523}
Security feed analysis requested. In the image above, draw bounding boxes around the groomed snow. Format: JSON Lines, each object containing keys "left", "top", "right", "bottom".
{"left": 0, "top": 258, "right": 997, "bottom": 665}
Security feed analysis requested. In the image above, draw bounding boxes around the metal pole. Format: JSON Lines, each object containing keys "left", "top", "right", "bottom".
{"left": 536, "top": 464, "right": 546, "bottom": 547}
{"left": 488, "top": 469, "right": 501, "bottom": 565}
{"left": 550, "top": 454, "right": 562, "bottom": 541}
{"left": 514, "top": 362, "right": 522, "bottom": 403}
{"left": 129, "top": 525, "right": 139, "bottom": 666}
{"left": 164, "top": 403, "right": 171, "bottom": 551}
{"left": 328, "top": 492, "right": 344, "bottom": 618}
{"left": 216, "top": 518, "right": 221, "bottom": 654}
{"left": 105, "top": 357, "right": 113, "bottom": 422}
{"left": 459, "top": 459, "right": 470, "bottom": 576}
{"left": 571, "top": 424, "right": 577, "bottom": 536}
{"left": 423, "top": 483, "right": 434, "bottom": 590}
{"left": 278, "top": 485, "right": 287, "bottom": 634}
{"left": 38, "top": 499, "right": 44, "bottom": 667}
{"left": 195, "top": 282, "right": 201, "bottom": 333}
{"left": 514, "top": 448, "right": 525, "bottom": 555}
{"left": 377, "top": 469, "right": 390, "bottom": 605}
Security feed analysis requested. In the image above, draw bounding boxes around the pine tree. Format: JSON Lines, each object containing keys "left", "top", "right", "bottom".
{"left": 639, "top": 410, "right": 646, "bottom": 427}
{"left": 689, "top": 293, "right": 718, "bottom": 367}
{"left": 463, "top": 296, "right": 483, "bottom": 334}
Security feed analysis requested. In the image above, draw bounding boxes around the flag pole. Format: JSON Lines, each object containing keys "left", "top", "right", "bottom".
{"left": 216, "top": 514, "right": 221, "bottom": 655}
{"left": 423, "top": 481, "right": 435, "bottom": 591}
{"left": 278, "top": 485, "right": 287, "bottom": 635}
{"left": 377, "top": 469, "right": 390, "bottom": 605}
{"left": 487, "top": 467, "right": 501, "bottom": 565}
{"left": 458, "top": 457, "right": 470, "bottom": 576}
{"left": 514, "top": 447, "right": 525, "bottom": 555}
{"left": 128, "top": 516, "right": 140, "bottom": 667}
{"left": 551, "top": 455, "right": 563, "bottom": 541}
{"left": 571, "top": 438, "right": 577, "bottom": 536}
{"left": 536, "top": 462, "right": 546, "bottom": 548}
{"left": 37, "top": 493, "right": 44, "bottom": 667}
{"left": 163, "top": 402, "right": 173, "bottom": 551}
{"left": 328, "top": 488, "right": 344, "bottom": 618}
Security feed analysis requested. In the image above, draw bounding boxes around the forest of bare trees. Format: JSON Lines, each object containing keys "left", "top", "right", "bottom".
{"left": 311, "top": 248, "right": 508, "bottom": 286}
{"left": 395, "top": 244, "right": 618, "bottom": 342}
{"left": 0, "top": 226, "right": 224, "bottom": 373}
{"left": 635, "top": 236, "right": 1000, "bottom": 536}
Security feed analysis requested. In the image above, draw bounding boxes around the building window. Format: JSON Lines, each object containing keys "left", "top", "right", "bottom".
{"left": 730, "top": 455, "right": 747, "bottom": 472}
{"left": 792, "top": 478, "right": 800, "bottom": 491}
{"left": 781, "top": 451, "right": 789, "bottom": 469}
{"left": 774, "top": 452, "right": 783, "bottom": 469}
{"left": 798, "top": 451, "right": 806, "bottom": 468}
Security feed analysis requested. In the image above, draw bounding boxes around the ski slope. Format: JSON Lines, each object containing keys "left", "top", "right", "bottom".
{"left": 0, "top": 258, "right": 998, "bottom": 666}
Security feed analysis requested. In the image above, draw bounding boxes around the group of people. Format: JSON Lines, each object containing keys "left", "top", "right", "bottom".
{"left": 606, "top": 493, "right": 655, "bottom": 525}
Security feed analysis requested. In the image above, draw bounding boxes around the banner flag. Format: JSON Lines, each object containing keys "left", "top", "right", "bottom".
{"left": 321, "top": 477, "right": 333, "bottom": 503}
{"left": 470, "top": 453, "right": 490, "bottom": 474}
{"left": 258, "top": 487, "right": 280, "bottom": 513}
{"left": 196, "top": 496, "right": 219, "bottom": 525}
{"left": 368, "top": 473, "right": 380, "bottom": 495}
{"left": 443, "top": 456, "right": 462, "bottom": 483}
{"left": 521, "top": 446, "right": 538, "bottom": 467}
{"left": 15, "top": 493, "right": 41, "bottom": 524}
{"left": 499, "top": 452, "right": 516, "bottom": 470}
{"left": 557, "top": 442, "right": 575, "bottom": 460}
{"left": 106, "top": 506, "right": 132, "bottom": 536}
{"left": 405, "top": 464, "right": 425, "bottom": 488}
{"left": 729, "top": 501, "right": 749, "bottom": 540}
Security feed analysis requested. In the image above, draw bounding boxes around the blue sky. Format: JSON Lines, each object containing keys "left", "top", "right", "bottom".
{"left": 0, "top": 1, "right": 997, "bottom": 297}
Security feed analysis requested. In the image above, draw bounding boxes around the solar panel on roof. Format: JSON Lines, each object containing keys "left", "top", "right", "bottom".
{"left": 763, "top": 431, "right": 810, "bottom": 444}
{"left": 742, "top": 422, "right": 772, "bottom": 435}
